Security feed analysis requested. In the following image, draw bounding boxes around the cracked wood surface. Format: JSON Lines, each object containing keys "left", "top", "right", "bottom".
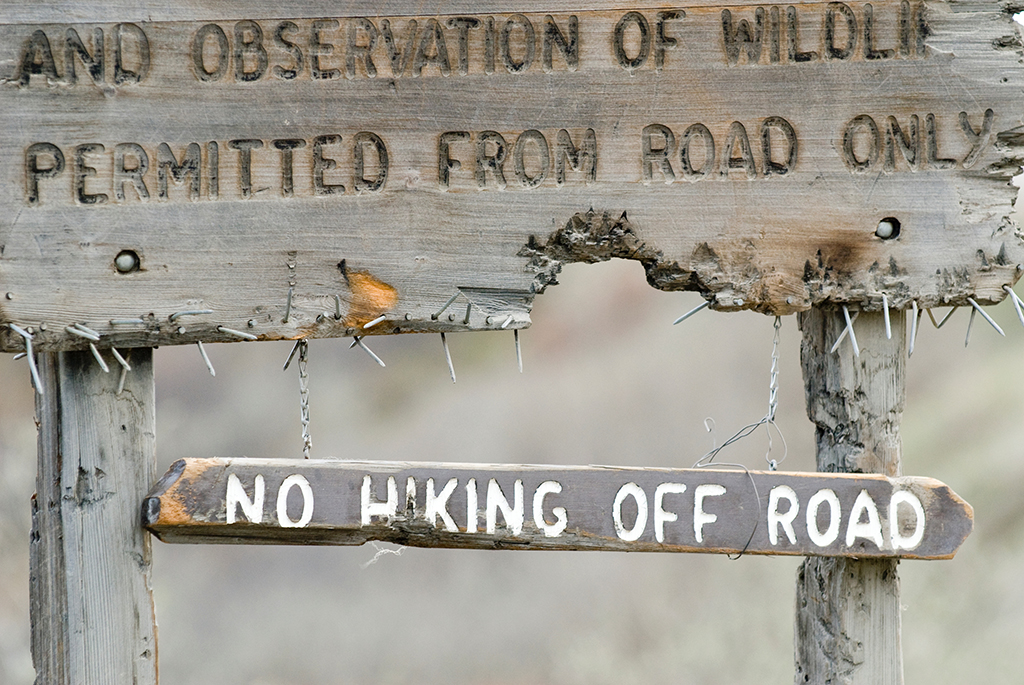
{"left": 795, "top": 309, "right": 907, "bottom": 684}
{"left": 1, "top": 1, "right": 1023, "bottom": 352}
{"left": 30, "top": 349, "right": 158, "bottom": 685}
{"left": 143, "top": 457, "right": 973, "bottom": 559}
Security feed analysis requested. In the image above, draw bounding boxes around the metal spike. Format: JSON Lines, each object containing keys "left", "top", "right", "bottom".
{"left": 169, "top": 309, "right": 213, "bottom": 322}
{"left": 111, "top": 347, "right": 131, "bottom": 371}
{"left": 283, "top": 340, "right": 302, "bottom": 370}
{"left": 363, "top": 315, "right": 386, "bottom": 329}
{"left": 909, "top": 301, "right": 921, "bottom": 357}
{"left": 9, "top": 324, "right": 42, "bottom": 394}
{"left": 829, "top": 310, "right": 859, "bottom": 354}
{"left": 927, "top": 307, "right": 958, "bottom": 329}
{"left": 89, "top": 343, "right": 109, "bottom": 373}
{"left": 965, "top": 307, "right": 977, "bottom": 347}
{"left": 514, "top": 329, "right": 522, "bottom": 374}
{"left": 73, "top": 323, "right": 101, "bottom": 338}
{"left": 881, "top": 293, "right": 891, "bottom": 340}
{"left": 432, "top": 292, "right": 460, "bottom": 320}
{"left": 441, "top": 332, "right": 456, "bottom": 383}
{"left": 843, "top": 305, "right": 860, "bottom": 358}
{"left": 65, "top": 325, "right": 100, "bottom": 341}
{"left": 283, "top": 287, "right": 294, "bottom": 323}
{"left": 1005, "top": 285, "right": 1024, "bottom": 329}
{"left": 197, "top": 341, "right": 215, "bottom": 376}
{"left": 673, "top": 300, "right": 710, "bottom": 325}
{"left": 218, "top": 326, "right": 258, "bottom": 340}
{"left": 967, "top": 297, "right": 1005, "bottom": 337}
{"left": 354, "top": 336, "right": 386, "bottom": 367}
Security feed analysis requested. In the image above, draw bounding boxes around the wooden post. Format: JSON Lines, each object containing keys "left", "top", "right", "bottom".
{"left": 30, "top": 349, "right": 158, "bottom": 685}
{"left": 795, "top": 308, "right": 906, "bottom": 684}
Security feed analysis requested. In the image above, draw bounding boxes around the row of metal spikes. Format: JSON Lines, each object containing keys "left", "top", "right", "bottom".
{"left": 673, "top": 286, "right": 1024, "bottom": 358}
{"left": 8, "top": 284, "right": 1024, "bottom": 395}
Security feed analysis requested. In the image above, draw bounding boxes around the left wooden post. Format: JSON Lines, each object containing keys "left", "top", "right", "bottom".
{"left": 30, "top": 349, "right": 158, "bottom": 685}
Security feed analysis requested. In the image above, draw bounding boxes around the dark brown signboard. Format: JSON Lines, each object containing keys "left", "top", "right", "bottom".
{"left": 144, "top": 458, "right": 974, "bottom": 559}
{"left": 1, "top": 1, "right": 1023, "bottom": 353}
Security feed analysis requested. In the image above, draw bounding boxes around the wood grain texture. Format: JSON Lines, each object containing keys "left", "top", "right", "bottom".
{"left": 143, "top": 457, "right": 972, "bottom": 559}
{"left": 0, "top": 1, "right": 1022, "bottom": 352}
{"left": 795, "top": 310, "right": 906, "bottom": 684}
{"left": 30, "top": 349, "right": 158, "bottom": 685}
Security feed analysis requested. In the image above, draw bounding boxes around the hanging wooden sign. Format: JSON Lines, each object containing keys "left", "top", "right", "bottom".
{"left": 143, "top": 458, "right": 974, "bottom": 559}
{"left": 2, "top": 1, "right": 1023, "bottom": 353}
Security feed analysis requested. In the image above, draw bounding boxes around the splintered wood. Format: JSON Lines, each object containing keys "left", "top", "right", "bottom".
{"left": 144, "top": 458, "right": 974, "bottom": 559}
{"left": 2, "top": 0, "right": 1023, "bottom": 352}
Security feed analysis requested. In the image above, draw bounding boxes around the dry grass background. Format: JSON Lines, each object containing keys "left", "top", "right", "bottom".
{"left": 1, "top": 256, "right": 1023, "bottom": 684}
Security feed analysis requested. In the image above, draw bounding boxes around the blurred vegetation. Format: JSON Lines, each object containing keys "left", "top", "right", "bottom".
{"left": 1, "top": 258, "right": 1022, "bottom": 684}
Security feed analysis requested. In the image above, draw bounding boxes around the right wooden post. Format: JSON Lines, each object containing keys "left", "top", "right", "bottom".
{"left": 795, "top": 308, "right": 906, "bottom": 684}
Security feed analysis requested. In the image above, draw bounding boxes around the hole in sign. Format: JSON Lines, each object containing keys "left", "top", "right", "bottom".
{"left": 875, "top": 217, "right": 900, "bottom": 240}
{"left": 114, "top": 249, "right": 140, "bottom": 273}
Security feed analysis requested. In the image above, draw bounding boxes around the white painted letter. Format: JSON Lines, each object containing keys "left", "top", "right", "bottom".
{"left": 405, "top": 476, "right": 417, "bottom": 514}
{"left": 361, "top": 475, "right": 397, "bottom": 525}
{"left": 806, "top": 489, "right": 841, "bottom": 547}
{"left": 767, "top": 485, "right": 799, "bottom": 545}
{"left": 425, "top": 477, "right": 459, "bottom": 532}
{"left": 532, "top": 480, "right": 567, "bottom": 537}
{"left": 277, "top": 474, "right": 314, "bottom": 528}
{"left": 466, "top": 478, "right": 478, "bottom": 533}
{"left": 846, "top": 489, "right": 884, "bottom": 548}
{"left": 612, "top": 482, "right": 648, "bottom": 541}
{"left": 226, "top": 473, "right": 264, "bottom": 524}
{"left": 654, "top": 483, "right": 687, "bottom": 543}
{"left": 890, "top": 490, "right": 926, "bottom": 551}
{"left": 693, "top": 484, "right": 726, "bottom": 543}
{"left": 487, "top": 479, "right": 524, "bottom": 535}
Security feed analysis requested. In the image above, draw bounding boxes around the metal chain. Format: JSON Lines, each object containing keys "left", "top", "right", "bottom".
{"left": 767, "top": 316, "right": 781, "bottom": 423}
{"left": 694, "top": 316, "right": 787, "bottom": 470}
{"left": 765, "top": 316, "right": 786, "bottom": 471}
{"left": 297, "top": 340, "right": 312, "bottom": 459}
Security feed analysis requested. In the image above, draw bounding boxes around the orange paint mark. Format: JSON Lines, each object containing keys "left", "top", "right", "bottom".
{"left": 154, "top": 458, "right": 219, "bottom": 526}
{"left": 343, "top": 271, "right": 399, "bottom": 328}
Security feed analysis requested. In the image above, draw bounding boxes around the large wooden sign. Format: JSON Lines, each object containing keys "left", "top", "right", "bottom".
{"left": 2, "top": 1, "right": 1023, "bottom": 352}
{"left": 144, "top": 458, "right": 974, "bottom": 559}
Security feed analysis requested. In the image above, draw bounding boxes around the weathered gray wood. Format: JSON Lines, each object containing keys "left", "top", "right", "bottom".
{"left": 795, "top": 309, "right": 906, "bottom": 684}
{"left": 2, "top": 1, "right": 1023, "bottom": 352}
{"left": 30, "top": 348, "right": 158, "bottom": 685}
{"left": 142, "top": 457, "right": 971, "bottom": 559}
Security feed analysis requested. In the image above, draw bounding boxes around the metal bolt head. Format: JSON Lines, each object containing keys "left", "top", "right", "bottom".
{"left": 114, "top": 250, "right": 139, "bottom": 273}
{"left": 876, "top": 218, "right": 900, "bottom": 239}
{"left": 4, "top": 292, "right": 12, "bottom": 300}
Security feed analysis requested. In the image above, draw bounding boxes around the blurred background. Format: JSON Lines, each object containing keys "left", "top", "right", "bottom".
{"left": 1, "top": 254, "right": 1023, "bottom": 684}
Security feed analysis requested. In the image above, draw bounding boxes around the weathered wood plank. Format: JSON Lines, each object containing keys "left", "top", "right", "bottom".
{"left": 143, "top": 457, "right": 972, "bottom": 559}
{"left": 1, "top": 1, "right": 1022, "bottom": 352}
{"left": 0, "top": 0, "right": 903, "bottom": 24}
{"left": 795, "top": 310, "right": 906, "bottom": 684}
{"left": 30, "top": 349, "right": 158, "bottom": 685}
